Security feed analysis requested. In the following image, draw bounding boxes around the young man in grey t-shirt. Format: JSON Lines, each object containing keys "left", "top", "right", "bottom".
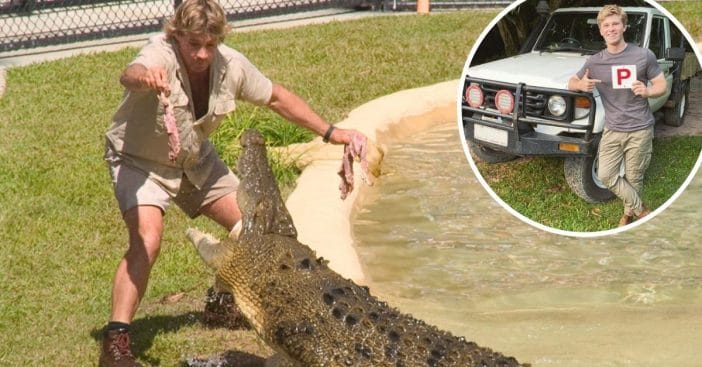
{"left": 568, "top": 4, "right": 667, "bottom": 227}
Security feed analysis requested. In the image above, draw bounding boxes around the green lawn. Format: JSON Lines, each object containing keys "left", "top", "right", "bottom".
{"left": 665, "top": 0, "right": 702, "bottom": 41}
{"left": 0, "top": 10, "right": 495, "bottom": 366}
{"left": 476, "top": 135, "right": 702, "bottom": 232}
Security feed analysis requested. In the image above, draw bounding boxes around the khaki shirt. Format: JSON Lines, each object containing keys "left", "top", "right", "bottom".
{"left": 105, "top": 34, "right": 272, "bottom": 194}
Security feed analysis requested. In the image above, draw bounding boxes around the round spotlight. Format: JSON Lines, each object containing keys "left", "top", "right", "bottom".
{"left": 465, "top": 84, "right": 484, "bottom": 108}
{"left": 495, "top": 89, "right": 515, "bottom": 114}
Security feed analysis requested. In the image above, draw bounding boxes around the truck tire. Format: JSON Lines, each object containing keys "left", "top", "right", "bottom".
{"left": 468, "top": 141, "right": 518, "bottom": 164}
{"left": 564, "top": 156, "right": 614, "bottom": 203}
{"left": 663, "top": 79, "right": 689, "bottom": 127}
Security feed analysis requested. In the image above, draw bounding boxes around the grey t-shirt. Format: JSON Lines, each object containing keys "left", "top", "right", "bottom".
{"left": 576, "top": 44, "right": 662, "bottom": 132}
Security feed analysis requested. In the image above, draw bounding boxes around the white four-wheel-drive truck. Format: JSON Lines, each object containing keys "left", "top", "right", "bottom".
{"left": 461, "top": 6, "right": 700, "bottom": 203}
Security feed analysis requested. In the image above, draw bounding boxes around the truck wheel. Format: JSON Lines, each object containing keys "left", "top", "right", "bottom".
{"left": 564, "top": 156, "right": 614, "bottom": 203}
{"left": 663, "top": 79, "right": 689, "bottom": 127}
{"left": 468, "top": 141, "right": 518, "bottom": 164}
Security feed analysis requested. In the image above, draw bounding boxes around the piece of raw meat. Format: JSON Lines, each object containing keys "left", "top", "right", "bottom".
{"left": 159, "top": 92, "right": 180, "bottom": 162}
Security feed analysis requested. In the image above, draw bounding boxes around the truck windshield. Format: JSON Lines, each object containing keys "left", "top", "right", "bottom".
{"left": 534, "top": 12, "right": 646, "bottom": 54}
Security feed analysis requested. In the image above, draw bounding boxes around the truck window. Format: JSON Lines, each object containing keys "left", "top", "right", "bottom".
{"left": 623, "top": 12, "right": 647, "bottom": 47}
{"left": 534, "top": 13, "right": 603, "bottom": 53}
{"left": 669, "top": 20, "right": 685, "bottom": 50}
{"left": 649, "top": 17, "right": 666, "bottom": 59}
{"left": 534, "top": 12, "right": 646, "bottom": 54}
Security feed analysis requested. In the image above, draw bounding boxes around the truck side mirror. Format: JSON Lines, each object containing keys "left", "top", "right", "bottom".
{"left": 665, "top": 47, "right": 685, "bottom": 61}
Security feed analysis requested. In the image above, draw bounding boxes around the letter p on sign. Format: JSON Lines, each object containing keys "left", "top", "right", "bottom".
{"left": 612, "top": 65, "right": 637, "bottom": 89}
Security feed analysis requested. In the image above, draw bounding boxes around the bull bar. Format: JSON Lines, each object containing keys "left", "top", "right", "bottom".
{"left": 461, "top": 75, "right": 599, "bottom": 157}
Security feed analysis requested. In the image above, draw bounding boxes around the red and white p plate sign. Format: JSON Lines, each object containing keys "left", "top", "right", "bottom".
{"left": 611, "top": 65, "right": 637, "bottom": 89}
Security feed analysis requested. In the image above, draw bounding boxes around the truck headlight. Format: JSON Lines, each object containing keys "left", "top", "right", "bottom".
{"left": 547, "top": 95, "right": 567, "bottom": 117}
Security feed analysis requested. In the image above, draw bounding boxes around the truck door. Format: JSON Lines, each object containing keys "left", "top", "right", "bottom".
{"left": 647, "top": 15, "right": 673, "bottom": 111}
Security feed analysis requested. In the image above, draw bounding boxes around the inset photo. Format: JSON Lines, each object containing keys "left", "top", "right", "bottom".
{"left": 458, "top": 0, "right": 702, "bottom": 235}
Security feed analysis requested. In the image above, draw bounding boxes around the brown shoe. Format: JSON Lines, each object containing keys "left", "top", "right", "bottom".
{"left": 618, "top": 214, "right": 633, "bottom": 227}
{"left": 99, "top": 329, "right": 142, "bottom": 367}
{"left": 636, "top": 206, "right": 651, "bottom": 220}
{"left": 202, "top": 287, "right": 250, "bottom": 329}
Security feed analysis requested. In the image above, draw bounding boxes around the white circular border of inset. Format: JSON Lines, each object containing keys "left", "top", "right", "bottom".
{"left": 455, "top": 0, "right": 702, "bottom": 238}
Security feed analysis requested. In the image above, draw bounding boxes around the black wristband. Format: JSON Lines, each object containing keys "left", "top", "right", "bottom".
{"left": 323, "top": 125, "right": 336, "bottom": 143}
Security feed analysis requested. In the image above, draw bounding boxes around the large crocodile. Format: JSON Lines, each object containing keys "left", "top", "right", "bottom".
{"left": 186, "top": 129, "right": 529, "bottom": 367}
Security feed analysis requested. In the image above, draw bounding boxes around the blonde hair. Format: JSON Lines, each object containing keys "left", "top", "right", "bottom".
{"left": 597, "top": 4, "right": 628, "bottom": 27}
{"left": 164, "top": 0, "right": 231, "bottom": 43}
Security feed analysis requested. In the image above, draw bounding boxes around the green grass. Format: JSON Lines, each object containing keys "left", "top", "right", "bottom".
{"left": 664, "top": 0, "right": 702, "bottom": 41}
{"left": 0, "top": 10, "right": 495, "bottom": 366}
{"left": 476, "top": 135, "right": 702, "bottom": 232}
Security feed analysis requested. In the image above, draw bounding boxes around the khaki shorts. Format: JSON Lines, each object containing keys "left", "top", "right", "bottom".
{"left": 106, "top": 151, "right": 239, "bottom": 218}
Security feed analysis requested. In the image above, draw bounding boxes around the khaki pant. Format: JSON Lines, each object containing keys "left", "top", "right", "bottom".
{"left": 106, "top": 146, "right": 239, "bottom": 218}
{"left": 597, "top": 126, "right": 654, "bottom": 216}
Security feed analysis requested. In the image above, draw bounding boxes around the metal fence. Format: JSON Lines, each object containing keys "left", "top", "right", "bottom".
{"left": 381, "top": 0, "right": 509, "bottom": 11}
{"left": 0, "top": 0, "right": 509, "bottom": 54}
{"left": 0, "top": 0, "right": 365, "bottom": 53}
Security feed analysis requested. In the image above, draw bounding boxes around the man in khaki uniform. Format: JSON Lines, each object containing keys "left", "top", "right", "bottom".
{"left": 100, "top": 0, "right": 367, "bottom": 365}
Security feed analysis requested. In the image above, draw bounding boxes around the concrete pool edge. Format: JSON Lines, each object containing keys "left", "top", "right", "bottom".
{"left": 283, "top": 79, "right": 459, "bottom": 284}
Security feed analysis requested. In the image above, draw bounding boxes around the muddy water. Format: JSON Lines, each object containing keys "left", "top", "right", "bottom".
{"left": 352, "top": 122, "right": 702, "bottom": 367}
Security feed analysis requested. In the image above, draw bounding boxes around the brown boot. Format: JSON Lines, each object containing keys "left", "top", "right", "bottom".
{"left": 99, "top": 329, "right": 142, "bottom": 367}
{"left": 636, "top": 205, "right": 651, "bottom": 220}
{"left": 618, "top": 214, "right": 633, "bottom": 227}
{"left": 202, "top": 287, "right": 250, "bottom": 329}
